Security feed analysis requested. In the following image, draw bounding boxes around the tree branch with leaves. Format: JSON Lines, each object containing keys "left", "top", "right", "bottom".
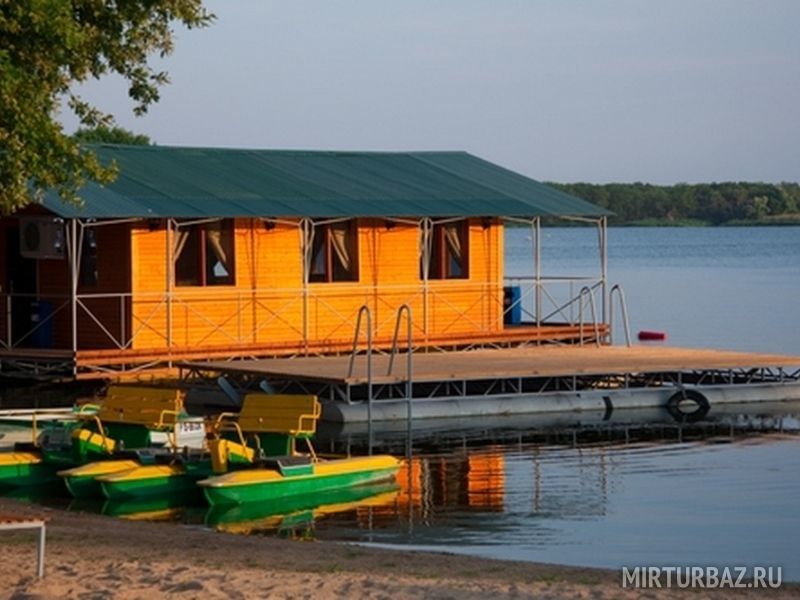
{"left": 0, "top": 0, "right": 213, "bottom": 214}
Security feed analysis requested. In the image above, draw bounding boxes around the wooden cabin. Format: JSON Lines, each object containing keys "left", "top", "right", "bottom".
{"left": 0, "top": 146, "right": 609, "bottom": 379}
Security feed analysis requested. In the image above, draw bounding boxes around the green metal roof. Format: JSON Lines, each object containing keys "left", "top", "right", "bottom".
{"left": 40, "top": 145, "right": 609, "bottom": 219}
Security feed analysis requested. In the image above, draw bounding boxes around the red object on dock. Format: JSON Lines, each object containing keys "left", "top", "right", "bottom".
{"left": 638, "top": 330, "right": 667, "bottom": 341}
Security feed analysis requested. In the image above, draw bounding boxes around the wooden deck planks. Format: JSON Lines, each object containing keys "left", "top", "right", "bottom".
{"left": 184, "top": 345, "right": 800, "bottom": 385}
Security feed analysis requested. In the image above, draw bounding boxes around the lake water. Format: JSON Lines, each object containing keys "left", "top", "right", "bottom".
{"left": 4, "top": 227, "right": 800, "bottom": 580}
{"left": 319, "top": 227, "right": 800, "bottom": 579}
{"left": 505, "top": 226, "right": 800, "bottom": 354}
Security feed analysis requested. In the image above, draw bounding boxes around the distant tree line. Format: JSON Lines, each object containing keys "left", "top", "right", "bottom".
{"left": 548, "top": 182, "right": 800, "bottom": 225}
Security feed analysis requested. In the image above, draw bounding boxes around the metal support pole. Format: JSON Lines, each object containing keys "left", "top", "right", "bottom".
{"left": 533, "top": 217, "right": 542, "bottom": 326}
{"left": 300, "top": 219, "right": 312, "bottom": 354}
{"left": 367, "top": 316, "right": 373, "bottom": 456}
{"left": 120, "top": 295, "right": 126, "bottom": 348}
{"left": 599, "top": 216, "right": 608, "bottom": 325}
{"left": 37, "top": 522, "right": 46, "bottom": 578}
{"left": 420, "top": 218, "right": 431, "bottom": 340}
{"left": 67, "top": 219, "right": 80, "bottom": 374}
{"left": 166, "top": 219, "right": 174, "bottom": 365}
{"left": 251, "top": 219, "right": 258, "bottom": 344}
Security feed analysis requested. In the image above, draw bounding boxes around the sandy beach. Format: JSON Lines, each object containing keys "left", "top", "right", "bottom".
{"left": 0, "top": 497, "right": 795, "bottom": 599}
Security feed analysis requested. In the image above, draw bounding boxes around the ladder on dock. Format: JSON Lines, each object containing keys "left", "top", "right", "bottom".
{"left": 348, "top": 304, "right": 414, "bottom": 455}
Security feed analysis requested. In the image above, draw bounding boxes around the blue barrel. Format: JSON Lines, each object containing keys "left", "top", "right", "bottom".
{"left": 503, "top": 286, "right": 522, "bottom": 325}
{"left": 29, "top": 301, "right": 54, "bottom": 348}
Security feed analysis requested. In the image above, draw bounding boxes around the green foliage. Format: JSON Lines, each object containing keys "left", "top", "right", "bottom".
{"left": 72, "top": 126, "right": 151, "bottom": 146}
{"left": 0, "top": 0, "right": 213, "bottom": 215}
{"left": 549, "top": 182, "right": 800, "bottom": 226}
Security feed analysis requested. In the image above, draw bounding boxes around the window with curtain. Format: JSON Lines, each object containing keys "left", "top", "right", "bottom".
{"left": 309, "top": 220, "right": 359, "bottom": 282}
{"left": 174, "top": 219, "right": 235, "bottom": 286}
{"left": 427, "top": 220, "right": 469, "bottom": 280}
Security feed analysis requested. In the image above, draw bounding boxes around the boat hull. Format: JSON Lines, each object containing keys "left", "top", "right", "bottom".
{"left": 59, "top": 459, "right": 141, "bottom": 498}
{"left": 0, "top": 451, "right": 58, "bottom": 488}
{"left": 199, "top": 456, "right": 400, "bottom": 506}
{"left": 99, "top": 462, "right": 211, "bottom": 501}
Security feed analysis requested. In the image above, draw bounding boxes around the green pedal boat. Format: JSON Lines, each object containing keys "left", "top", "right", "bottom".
{"left": 84, "top": 391, "right": 400, "bottom": 503}
{"left": 199, "top": 454, "right": 401, "bottom": 506}
{"left": 0, "top": 414, "right": 87, "bottom": 489}
{"left": 56, "top": 385, "right": 206, "bottom": 498}
{"left": 96, "top": 458, "right": 211, "bottom": 501}
{"left": 0, "top": 449, "right": 58, "bottom": 489}
{"left": 196, "top": 392, "right": 401, "bottom": 506}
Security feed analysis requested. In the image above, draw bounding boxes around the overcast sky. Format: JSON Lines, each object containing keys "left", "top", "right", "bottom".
{"left": 61, "top": 1, "right": 799, "bottom": 185}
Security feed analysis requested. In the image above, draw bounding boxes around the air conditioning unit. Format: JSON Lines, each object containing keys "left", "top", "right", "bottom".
{"left": 20, "top": 217, "right": 66, "bottom": 260}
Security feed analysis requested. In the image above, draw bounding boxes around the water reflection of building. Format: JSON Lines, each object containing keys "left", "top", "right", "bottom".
{"left": 357, "top": 444, "right": 619, "bottom": 533}
{"left": 358, "top": 451, "right": 506, "bottom": 528}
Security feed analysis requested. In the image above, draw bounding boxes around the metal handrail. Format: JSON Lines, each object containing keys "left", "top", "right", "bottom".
{"left": 387, "top": 305, "right": 414, "bottom": 461}
{"left": 347, "top": 305, "right": 372, "bottom": 379}
{"left": 387, "top": 304, "right": 413, "bottom": 377}
{"left": 347, "top": 305, "right": 374, "bottom": 454}
{"left": 609, "top": 284, "right": 632, "bottom": 347}
{"left": 578, "top": 286, "right": 600, "bottom": 347}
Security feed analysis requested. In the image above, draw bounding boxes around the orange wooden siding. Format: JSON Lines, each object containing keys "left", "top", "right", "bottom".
{"left": 129, "top": 218, "right": 505, "bottom": 352}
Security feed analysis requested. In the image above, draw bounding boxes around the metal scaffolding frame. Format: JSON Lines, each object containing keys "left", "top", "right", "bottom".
{"left": 0, "top": 214, "right": 609, "bottom": 378}
{"left": 179, "top": 361, "right": 800, "bottom": 406}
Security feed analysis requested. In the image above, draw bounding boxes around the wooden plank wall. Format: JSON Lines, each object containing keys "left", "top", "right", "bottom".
{"left": 130, "top": 218, "right": 504, "bottom": 351}
{"left": 130, "top": 219, "right": 305, "bottom": 349}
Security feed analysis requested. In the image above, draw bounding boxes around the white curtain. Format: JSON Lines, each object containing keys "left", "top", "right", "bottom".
{"left": 330, "top": 222, "right": 351, "bottom": 272}
{"left": 443, "top": 223, "right": 462, "bottom": 261}
{"left": 205, "top": 221, "right": 230, "bottom": 277}
{"left": 173, "top": 227, "right": 190, "bottom": 262}
{"left": 205, "top": 222, "right": 227, "bottom": 263}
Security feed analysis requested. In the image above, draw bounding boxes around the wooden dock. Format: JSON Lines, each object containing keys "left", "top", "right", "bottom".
{"left": 180, "top": 344, "right": 800, "bottom": 423}
{"left": 0, "top": 323, "right": 607, "bottom": 380}
{"left": 183, "top": 345, "right": 800, "bottom": 386}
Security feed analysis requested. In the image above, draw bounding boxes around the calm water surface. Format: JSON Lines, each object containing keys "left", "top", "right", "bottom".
{"left": 326, "top": 227, "right": 800, "bottom": 577}
{"left": 506, "top": 226, "right": 800, "bottom": 353}
{"left": 325, "top": 436, "right": 800, "bottom": 576}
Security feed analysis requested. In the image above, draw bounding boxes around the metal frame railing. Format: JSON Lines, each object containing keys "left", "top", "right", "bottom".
{"left": 357, "top": 304, "right": 415, "bottom": 460}
{"left": 578, "top": 286, "right": 601, "bottom": 347}
{"left": 0, "top": 281, "right": 499, "bottom": 352}
{"left": 1, "top": 214, "right": 610, "bottom": 361}
{"left": 348, "top": 305, "right": 374, "bottom": 454}
{"left": 0, "top": 276, "right": 608, "bottom": 359}
{"left": 609, "top": 284, "right": 632, "bottom": 347}
{"left": 502, "top": 275, "right": 605, "bottom": 326}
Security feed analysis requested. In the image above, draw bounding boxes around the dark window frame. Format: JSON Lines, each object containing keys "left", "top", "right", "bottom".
{"left": 426, "top": 219, "right": 469, "bottom": 280}
{"left": 308, "top": 220, "right": 360, "bottom": 283}
{"left": 174, "top": 219, "right": 236, "bottom": 287}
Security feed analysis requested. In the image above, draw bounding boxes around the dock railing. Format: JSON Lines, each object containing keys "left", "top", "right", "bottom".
{"left": 609, "top": 284, "right": 632, "bottom": 347}
{"left": 348, "top": 305, "right": 374, "bottom": 454}
{"left": 578, "top": 286, "right": 601, "bottom": 347}
{"left": 387, "top": 304, "right": 414, "bottom": 461}
{"left": 1, "top": 275, "right": 609, "bottom": 377}
{"left": 503, "top": 275, "right": 606, "bottom": 328}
